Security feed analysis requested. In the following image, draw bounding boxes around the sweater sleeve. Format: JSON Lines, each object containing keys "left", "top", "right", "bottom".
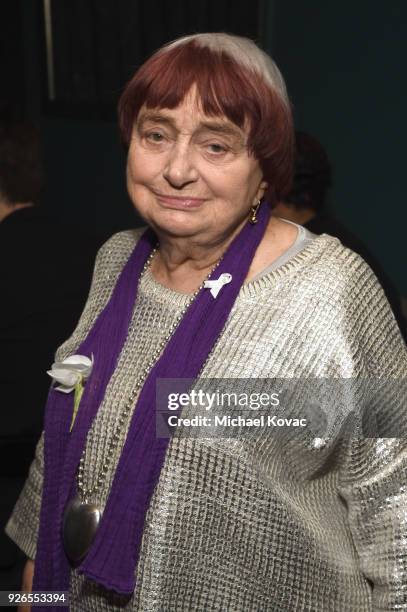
{"left": 337, "top": 255, "right": 407, "bottom": 610}
{"left": 4, "top": 230, "right": 141, "bottom": 559}
{"left": 5, "top": 433, "right": 44, "bottom": 560}
{"left": 339, "top": 438, "right": 407, "bottom": 611}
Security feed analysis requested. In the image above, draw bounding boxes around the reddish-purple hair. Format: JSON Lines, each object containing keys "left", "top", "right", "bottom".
{"left": 118, "top": 34, "right": 294, "bottom": 201}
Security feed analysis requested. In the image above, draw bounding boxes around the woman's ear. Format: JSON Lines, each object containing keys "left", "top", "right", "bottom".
{"left": 257, "top": 180, "right": 268, "bottom": 201}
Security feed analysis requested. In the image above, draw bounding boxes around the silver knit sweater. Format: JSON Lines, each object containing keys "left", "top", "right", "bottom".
{"left": 6, "top": 228, "right": 407, "bottom": 611}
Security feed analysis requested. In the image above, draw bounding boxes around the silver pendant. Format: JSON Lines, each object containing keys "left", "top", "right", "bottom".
{"left": 63, "top": 495, "right": 101, "bottom": 564}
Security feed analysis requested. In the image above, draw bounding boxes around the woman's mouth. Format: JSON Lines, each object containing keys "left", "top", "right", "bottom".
{"left": 153, "top": 191, "right": 206, "bottom": 209}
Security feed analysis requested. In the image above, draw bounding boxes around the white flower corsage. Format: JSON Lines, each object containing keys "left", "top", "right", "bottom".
{"left": 47, "top": 354, "right": 94, "bottom": 431}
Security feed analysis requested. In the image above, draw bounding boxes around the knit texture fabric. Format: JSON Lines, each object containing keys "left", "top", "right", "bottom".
{"left": 7, "top": 228, "right": 407, "bottom": 611}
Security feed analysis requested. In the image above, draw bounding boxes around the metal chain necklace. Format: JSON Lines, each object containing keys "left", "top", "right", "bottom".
{"left": 63, "top": 247, "right": 222, "bottom": 563}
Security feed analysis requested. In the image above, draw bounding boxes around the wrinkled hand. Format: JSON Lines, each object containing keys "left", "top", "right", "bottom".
{"left": 18, "top": 559, "right": 34, "bottom": 612}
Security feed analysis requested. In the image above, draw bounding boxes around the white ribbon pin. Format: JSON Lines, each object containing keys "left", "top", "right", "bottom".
{"left": 204, "top": 273, "right": 233, "bottom": 298}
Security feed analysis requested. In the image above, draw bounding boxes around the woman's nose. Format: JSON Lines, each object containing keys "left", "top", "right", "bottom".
{"left": 163, "top": 143, "right": 198, "bottom": 188}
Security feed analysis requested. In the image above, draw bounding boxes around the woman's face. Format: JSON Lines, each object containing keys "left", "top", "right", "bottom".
{"left": 127, "top": 88, "right": 267, "bottom": 243}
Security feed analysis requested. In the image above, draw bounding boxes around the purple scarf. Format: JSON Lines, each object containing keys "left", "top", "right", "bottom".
{"left": 33, "top": 203, "right": 270, "bottom": 608}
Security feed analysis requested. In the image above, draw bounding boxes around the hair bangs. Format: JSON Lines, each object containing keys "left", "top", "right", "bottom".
{"left": 119, "top": 42, "right": 255, "bottom": 141}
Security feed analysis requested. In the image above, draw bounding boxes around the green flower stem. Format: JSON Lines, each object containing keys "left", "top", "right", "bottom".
{"left": 70, "top": 378, "right": 84, "bottom": 432}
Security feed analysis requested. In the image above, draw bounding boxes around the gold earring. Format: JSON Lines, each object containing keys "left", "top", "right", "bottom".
{"left": 249, "top": 199, "right": 261, "bottom": 224}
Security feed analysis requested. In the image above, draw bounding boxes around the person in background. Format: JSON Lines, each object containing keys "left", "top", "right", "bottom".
{"left": 272, "top": 131, "right": 406, "bottom": 339}
{"left": 0, "top": 122, "right": 103, "bottom": 592}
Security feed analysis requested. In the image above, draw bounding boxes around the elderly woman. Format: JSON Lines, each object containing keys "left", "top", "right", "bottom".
{"left": 7, "top": 33, "right": 407, "bottom": 611}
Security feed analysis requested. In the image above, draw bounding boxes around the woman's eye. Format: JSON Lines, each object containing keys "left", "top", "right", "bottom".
{"left": 207, "top": 143, "right": 227, "bottom": 154}
{"left": 146, "top": 132, "right": 165, "bottom": 143}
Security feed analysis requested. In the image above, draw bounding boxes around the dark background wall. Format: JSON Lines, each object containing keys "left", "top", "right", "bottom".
{"left": 1, "top": 0, "right": 406, "bottom": 294}
{"left": 268, "top": 1, "right": 407, "bottom": 295}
